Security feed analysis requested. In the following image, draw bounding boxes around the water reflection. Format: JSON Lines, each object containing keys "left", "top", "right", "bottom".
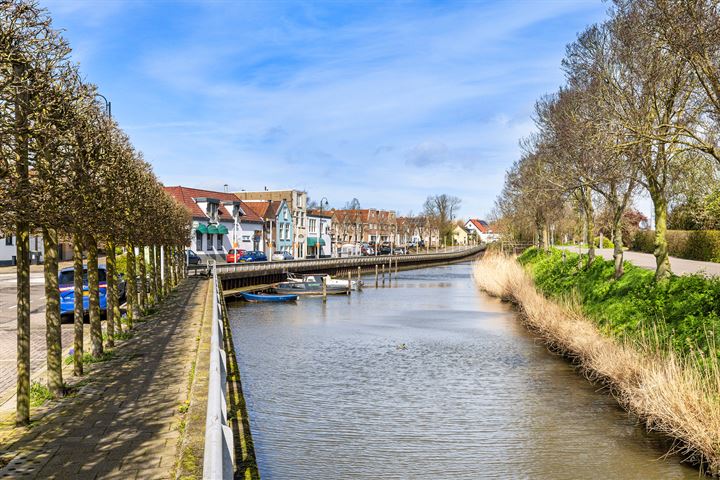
{"left": 228, "top": 263, "right": 697, "bottom": 479}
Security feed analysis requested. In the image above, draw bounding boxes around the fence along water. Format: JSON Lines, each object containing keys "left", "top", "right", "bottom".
{"left": 203, "top": 262, "right": 234, "bottom": 478}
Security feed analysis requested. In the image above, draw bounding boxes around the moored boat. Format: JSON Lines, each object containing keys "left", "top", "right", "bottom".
{"left": 275, "top": 280, "right": 349, "bottom": 295}
{"left": 286, "top": 272, "right": 363, "bottom": 290}
{"left": 241, "top": 292, "right": 298, "bottom": 302}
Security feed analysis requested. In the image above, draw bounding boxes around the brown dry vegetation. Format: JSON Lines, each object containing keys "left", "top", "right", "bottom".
{"left": 473, "top": 253, "right": 720, "bottom": 475}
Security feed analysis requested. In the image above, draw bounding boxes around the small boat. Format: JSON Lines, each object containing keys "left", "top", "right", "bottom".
{"left": 240, "top": 292, "right": 298, "bottom": 303}
{"left": 274, "top": 280, "right": 349, "bottom": 296}
{"left": 286, "top": 272, "right": 363, "bottom": 290}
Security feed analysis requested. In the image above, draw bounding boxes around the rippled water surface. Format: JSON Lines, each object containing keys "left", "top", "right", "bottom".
{"left": 228, "top": 262, "right": 697, "bottom": 479}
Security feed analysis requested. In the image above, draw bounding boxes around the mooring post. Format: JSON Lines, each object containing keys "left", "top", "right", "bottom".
{"left": 357, "top": 266, "right": 362, "bottom": 291}
{"left": 382, "top": 264, "right": 385, "bottom": 287}
{"left": 395, "top": 258, "right": 398, "bottom": 275}
{"left": 322, "top": 276, "right": 327, "bottom": 302}
{"left": 375, "top": 264, "right": 379, "bottom": 288}
{"left": 347, "top": 270, "right": 351, "bottom": 295}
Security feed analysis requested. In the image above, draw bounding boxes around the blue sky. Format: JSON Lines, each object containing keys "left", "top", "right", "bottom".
{"left": 45, "top": 0, "right": 608, "bottom": 218}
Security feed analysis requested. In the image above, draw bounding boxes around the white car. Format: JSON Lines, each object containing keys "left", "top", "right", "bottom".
{"left": 272, "top": 251, "right": 294, "bottom": 261}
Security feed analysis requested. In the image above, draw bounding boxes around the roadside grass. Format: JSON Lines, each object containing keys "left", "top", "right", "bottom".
{"left": 519, "top": 247, "right": 720, "bottom": 358}
{"left": 474, "top": 252, "right": 720, "bottom": 474}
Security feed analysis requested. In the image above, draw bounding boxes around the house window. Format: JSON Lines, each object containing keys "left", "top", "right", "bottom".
{"left": 5, "top": 236, "right": 12, "bottom": 246}
{"left": 309, "top": 218, "right": 317, "bottom": 232}
{"left": 208, "top": 234, "right": 215, "bottom": 250}
{"left": 217, "top": 234, "right": 223, "bottom": 250}
{"left": 196, "top": 231, "right": 203, "bottom": 250}
{"left": 283, "top": 210, "right": 288, "bottom": 221}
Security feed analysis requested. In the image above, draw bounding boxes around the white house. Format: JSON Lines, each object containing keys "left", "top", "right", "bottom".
{"left": 465, "top": 219, "right": 501, "bottom": 243}
{"left": 165, "top": 186, "right": 265, "bottom": 262}
{"left": 0, "top": 234, "right": 44, "bottom": 266}
{"left": 306, "top": 211, "right": 333, "bottom": 258}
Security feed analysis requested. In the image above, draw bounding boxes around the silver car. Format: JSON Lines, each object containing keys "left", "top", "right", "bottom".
{"left": 272, "top": 251, "right": 294, "bottom": 261}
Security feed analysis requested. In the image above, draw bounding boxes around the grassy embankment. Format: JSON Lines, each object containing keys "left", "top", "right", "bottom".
{"left": 473, "top": 248, "right": 720, "bottom": 475}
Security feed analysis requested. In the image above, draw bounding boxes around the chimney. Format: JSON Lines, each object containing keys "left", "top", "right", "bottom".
{"left": 223, "top": 184, "right": 228, "bottom": 192}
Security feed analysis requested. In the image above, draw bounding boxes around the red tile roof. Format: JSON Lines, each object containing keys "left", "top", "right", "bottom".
{"left": 243, "top": 200, "right": 282, "bottom": 220}
{"left": 468, "top": 219, "right": 490, "bottom": 233}
{"left": 164, "top": 186, "right": 264, "bottom": 223}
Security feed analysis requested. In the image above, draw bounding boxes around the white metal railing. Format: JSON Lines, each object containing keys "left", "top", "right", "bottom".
{"left": 203, "top": 262, "right": 234, "bottom": 478}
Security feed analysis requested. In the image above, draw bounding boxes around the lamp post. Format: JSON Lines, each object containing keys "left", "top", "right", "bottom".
{"left": 319, "top": 197, "right": 328, "bottom": 258}
{"left": 94, "top": 93, "right": 111, "bottom": 119}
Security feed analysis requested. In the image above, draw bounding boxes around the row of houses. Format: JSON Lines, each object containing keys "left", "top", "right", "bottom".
{"left": 0, "top": 185, "right": 497, "bottom": 265}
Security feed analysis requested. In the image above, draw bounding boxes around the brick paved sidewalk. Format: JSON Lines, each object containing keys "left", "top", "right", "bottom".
{"left": 0, "top": 277, "right": 209, "bottom": 479}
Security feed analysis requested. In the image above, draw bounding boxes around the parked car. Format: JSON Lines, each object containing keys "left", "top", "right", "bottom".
{"left": 186, "top": 249, "right": 201, "bottom": 265}
{"left": 360, "top": 243, "right": 374, "bottom": 256}
{"left": 239, "top": 251, "right": 267, "bottom": 262}
{"left": 272, "top": 251, "right": 294, "bottom": 261}
{"left": 59, "top": 265, "right": 126, "bottom": 319}
{"left": 393, "top": 247, "right": 407, "bottom": 255}
{"left": 378, "top": 243, "right": 392, "bottom": 255}
{"left": 226, "top": 248, "right": 246, "bottom": 263}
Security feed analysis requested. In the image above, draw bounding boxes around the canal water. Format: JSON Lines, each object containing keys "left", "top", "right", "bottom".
{"left": 228, "top": 262, "right": 697, "bottom": 479}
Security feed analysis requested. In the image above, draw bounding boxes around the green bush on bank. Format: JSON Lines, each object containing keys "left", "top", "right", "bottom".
{"left": 518, "top": 247, "right": 720, "bottom": 357}
{"left": 632, "top": 229, "right": 720, "bottom": 262}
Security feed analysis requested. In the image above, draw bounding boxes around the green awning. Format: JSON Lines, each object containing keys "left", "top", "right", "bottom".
{"left": 307, "top": 237, "right": 326, "bottom": 247}
{"left": 196, "top": 224, "right": 208, "bottom": 234}
{"left": 206, "top": 225, "right": 220, "bottom": 234}
{"left": 217, "top": 224, "right": 229, "bottom": 234}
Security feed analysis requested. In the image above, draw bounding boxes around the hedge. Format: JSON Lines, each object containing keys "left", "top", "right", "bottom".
{"left": 632, "top": 230, "right": 720, "bottom": 262}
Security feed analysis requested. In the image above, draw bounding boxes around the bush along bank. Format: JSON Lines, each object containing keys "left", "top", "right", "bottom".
{"left": 633, "top": 229, "right": 720, "bottom": 263}
{"left": 473, "top": 251, "right": 720, "bottom": 475}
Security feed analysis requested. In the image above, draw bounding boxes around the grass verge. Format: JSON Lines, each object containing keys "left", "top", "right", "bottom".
{"left": 473, "top": 251, "right": 720, "bottom": 475}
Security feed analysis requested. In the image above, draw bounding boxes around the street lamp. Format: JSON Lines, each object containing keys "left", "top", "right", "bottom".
{"left": 318, "top": 197, "right": 329, "bottom": 257}
{"left": 94, "top": 93, "right": 111, "bottom": 119}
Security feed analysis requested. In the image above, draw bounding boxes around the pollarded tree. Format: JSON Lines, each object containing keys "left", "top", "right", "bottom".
{"left": 0, "top": 0, "right": 71, "bottom": 423}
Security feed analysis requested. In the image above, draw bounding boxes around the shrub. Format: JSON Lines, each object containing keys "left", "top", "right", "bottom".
{"left": 631, "top": 229, "right": 720, "bottom": 262}
{"left": 593, "top": 236, "right": 614, "bottom": 249}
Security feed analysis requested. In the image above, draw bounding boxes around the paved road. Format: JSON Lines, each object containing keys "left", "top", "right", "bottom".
{"left": 0, "top": 273, "right": 75, "bottom": 398}
{"left": 558, "top": 247, "right": 720, "bottom": 276}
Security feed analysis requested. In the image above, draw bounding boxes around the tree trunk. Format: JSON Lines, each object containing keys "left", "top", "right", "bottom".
{"left": 652, "top": 195, "right": 672, "bottom": 280}
{"left": 137, "top": 246, "right": 147, "bottom": 313}
{"left": 43, "top": 228, "right": 63, "bottom": 397}
{"left": 612, "top": 218, "right": 624, "bottom": 279}
{"left": 163, "top": 245, "right": 170, "bottom": 295}
{"left": 126, "top": 244, "right": 137, "bottom": 328}
{"left": 146, "top": 245, "right": 155, "bottom": 306}
{"left": 87, "top": 237, "right": 103, "bottom": 358}
{"left": 584, "top": 188, "right": 595, "bottom": 266}
{"left": 16, "top": 222, "right": 30, "bottom": 425}
{"left": 105, "top": 241, "right": 116, "bottom": 347}
{"left": 154, "top": 245, "right": 163, "bottom": 302}
{"left": 542, "top": 224, "right": 550, "bottom": 252}
{"left": 72, "top": 235, "right": 84, "bottom": 376}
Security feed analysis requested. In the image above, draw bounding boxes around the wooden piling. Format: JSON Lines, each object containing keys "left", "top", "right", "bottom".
{"left": 382, "top": 264, "right": 385, "bottom": 287}
{"left": 357, "top": 266, "right": 362, "bottom": 291}
{"left": 375, "top": 265, "right": 379, "bottom": 288}
{"left": 347, "top": 270, "right": 351, "bottom": 295}
{"left": 322, "top": 276, "right": 327, "bottom": 302}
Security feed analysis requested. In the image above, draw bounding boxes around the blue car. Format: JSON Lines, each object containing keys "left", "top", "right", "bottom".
{"left": 59, "top": 265, "right": 126, "bottom": 318}
{"left": 239, "top": 251, "right": 267, "bottom": 262}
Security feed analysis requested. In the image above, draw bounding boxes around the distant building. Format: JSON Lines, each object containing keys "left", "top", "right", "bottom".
{"left": 452, "top": 224, "right": 469, "bottom": 245}
{"left": 307, "top": 210, "right": 333, "bottom": 258}
{"left": 330, "top": 209, "right": 396, "bottom": 244}
{"left": 165, "top": 186, "right": 265, "bottom": 263}
{"left": 243, "top": 200, "right": 293, "bottom": 258}
{"left": 0, "top": 234, "right": 44, "bottom": 266}
{"left": 234, "top": 190, "right": 307, "bottom": 258}
{"left": 465, "top": 219, "right": 500, "bottom": 243}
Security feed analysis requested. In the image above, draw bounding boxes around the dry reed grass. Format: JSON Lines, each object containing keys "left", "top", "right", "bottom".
{"left": 473, "top": 253, "right": 720, "bottom": 475}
